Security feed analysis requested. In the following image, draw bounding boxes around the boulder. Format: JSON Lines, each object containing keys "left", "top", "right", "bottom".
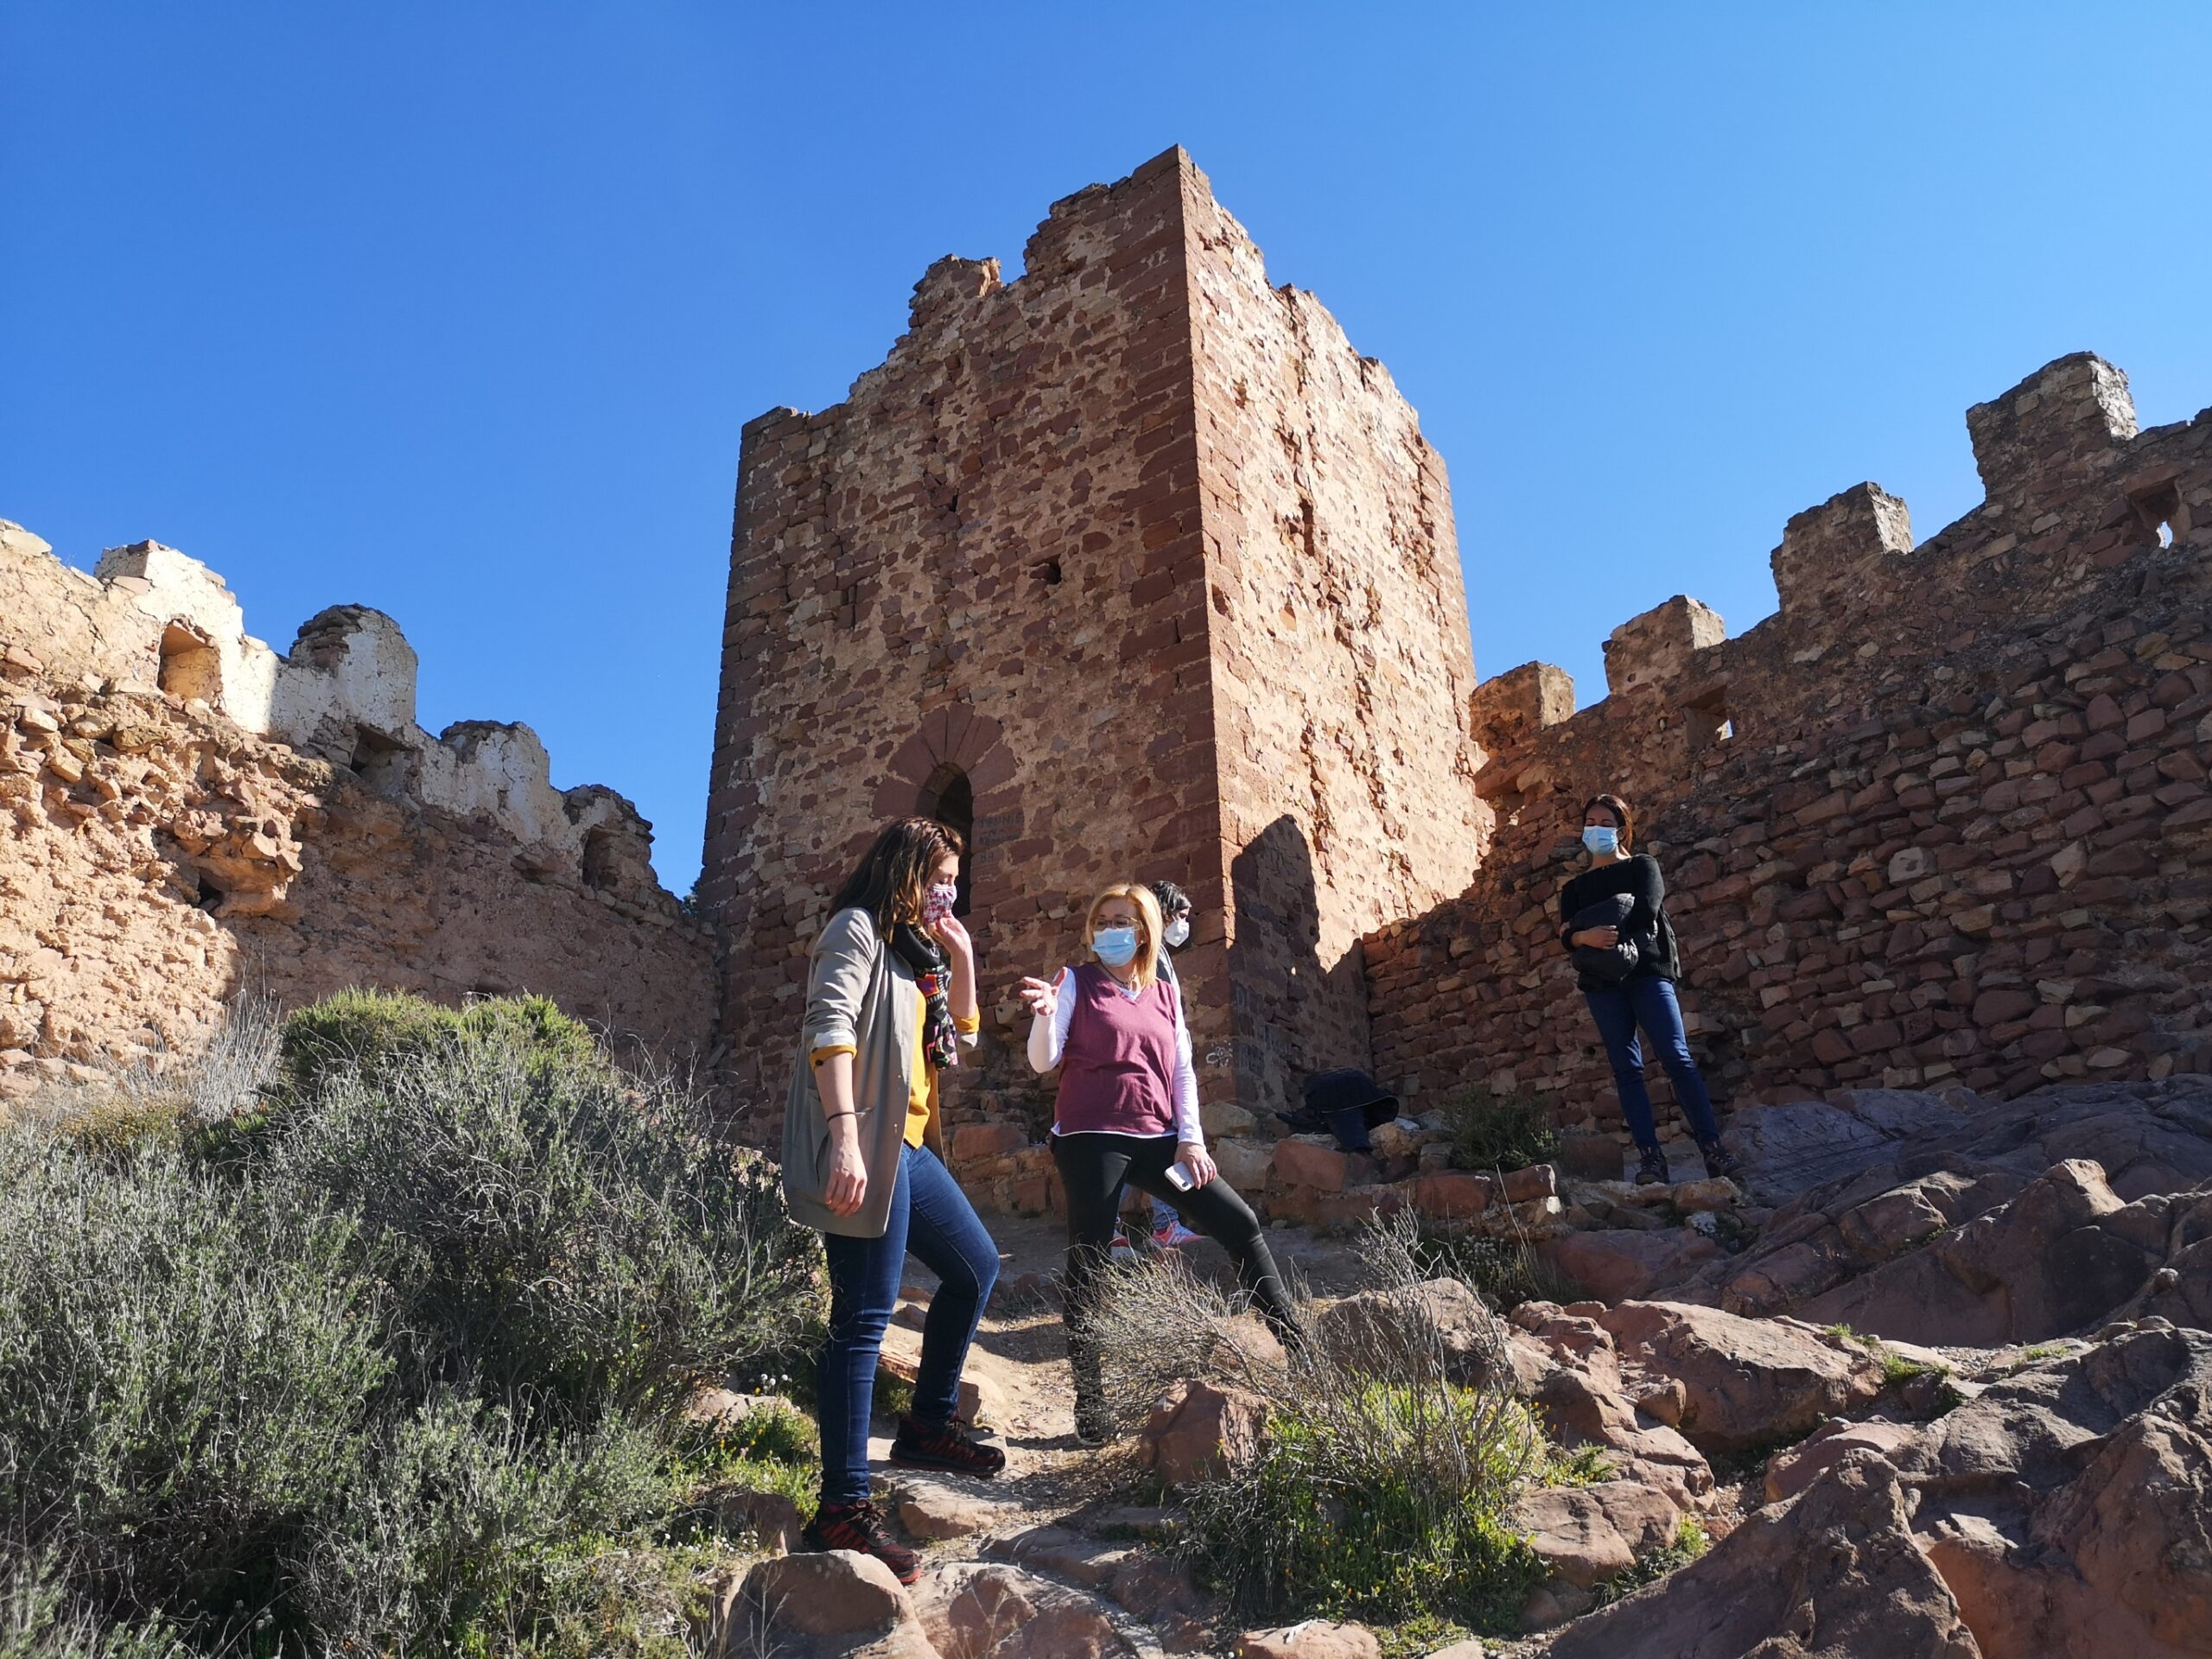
{"left": 711, "top": 1485, "right": 805, "bottom": 1554}
{"left": 1272, "top": 1135, "right": 1349, "bottom": 1193}
{"left": 1897, "top": 1321, "right": 2212, "bottom": 1659}
{"left": 1511, "top": 1303, "right": 1713, "bottom": 1507}
{"left": 890, "top": 1471, "right": 1024, "bottom": 1541}
{"left": 1506, "top": 1478, "right": 1681, "bottom": 1586}
{"left": 1719, "top": 1089, "right": 1974, "bottom": 1207}
{"left": 1763, "top": 1418, "right": 1919, "bottom": 1502}
{"left": 1547, "top": 1452, "right": 1981, "bottom": 1659}
{"left": 1313, "top": 1277, "right": 1510, "bottom": 1386}
{"left": 1597, "top": 1300, "right": 1885, "bottom": 1453}
{"left": 1235, "top": 1623, "right": 1381, "bottom": 1659}
{"left": 1138, "top": 1378, "right": 1268, "bottom": 1487}
{"left": 705, "top": 1549, "right": 941, "bottom": 1659}
{"left": 1541, "top": 1227, "right": 1719, "bottom": 1303}
{"left": 910, "top": 1561, "right": 1140, "bottom": 1659}
{"left": 1798, "top": 1159, "right": 2163, "bottom": 1346}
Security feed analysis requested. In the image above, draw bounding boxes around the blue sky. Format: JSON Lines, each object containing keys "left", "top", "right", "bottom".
{"left": 6, "top": 4, "right": 2208, "bottom": 892}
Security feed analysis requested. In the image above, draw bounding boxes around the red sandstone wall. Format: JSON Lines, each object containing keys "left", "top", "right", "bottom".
{"left": 1365, "top": 355, "right": 2212, "bottom": 1145}
{"left": 1183, "top": 183, "right": 1481, "bottom": 1130}
{"left": 701, "top": 150, "right": 1223, "bottom": 1144}
{"left": 703, "top": 149, "right": 1483, "bottom": 1173}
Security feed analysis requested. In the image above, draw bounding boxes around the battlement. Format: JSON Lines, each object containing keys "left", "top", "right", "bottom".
{"left": 1, "top": 519, "right": 664, "bottom": 887}
{"left": 1373, "top": 351, "right": 2212, "bottom": 1131}
{"left": 2, "top": 515, "right": 709, "bottom": 1080}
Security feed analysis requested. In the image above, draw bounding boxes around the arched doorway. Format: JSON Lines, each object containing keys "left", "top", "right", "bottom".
{"left": 917, "top": 762, "right": 975, "bottom": 917}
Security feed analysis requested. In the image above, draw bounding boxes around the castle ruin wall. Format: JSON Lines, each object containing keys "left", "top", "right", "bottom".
{"left": 1365, "top": 353, "right": 2212, "bottom": 1146}
{"left": 0, "top": 520, "right": 713, "bottom": 1084}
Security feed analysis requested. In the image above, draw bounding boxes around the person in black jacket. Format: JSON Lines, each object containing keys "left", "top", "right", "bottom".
{"left": 1560, "top": 794, "right": 1741, "bottom": 1186}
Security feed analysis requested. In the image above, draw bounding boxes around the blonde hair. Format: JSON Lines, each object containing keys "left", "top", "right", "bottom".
{"left": 1084, "top": 884, "right": 1163, "bottom": 991}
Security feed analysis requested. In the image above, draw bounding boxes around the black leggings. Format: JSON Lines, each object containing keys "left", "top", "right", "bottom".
{"left": 1051, "top": 1131, "right": 1299, "bottom": 1339}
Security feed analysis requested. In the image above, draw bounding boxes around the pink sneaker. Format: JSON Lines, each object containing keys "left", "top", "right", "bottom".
{"left": 1152, "top": 1219, "right": 1201, "bottom": 1249}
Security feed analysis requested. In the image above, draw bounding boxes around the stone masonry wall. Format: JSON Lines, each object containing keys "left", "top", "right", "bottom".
{"left": 702, "top": 149, "right": 1480, "bottom": 1194}
{"left": 1183, "top": 186, "right": 1481, "bottom": 1132}
{"left": 0, "top": 520, "right": 713, "bottom": 1090}
{"left": 1365, "top": 353, "right": 2212, "bottom": 1150}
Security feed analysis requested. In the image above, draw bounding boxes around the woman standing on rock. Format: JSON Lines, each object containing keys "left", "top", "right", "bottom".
{"left": 785, "top": 817, "right": 1004, "bottom": 1584}
{"left": 1019, "top": 882, "right": 1300, "bottom": 1445}
{"left": 1560, "top": 793, "right": 1743, "bottom": 1187}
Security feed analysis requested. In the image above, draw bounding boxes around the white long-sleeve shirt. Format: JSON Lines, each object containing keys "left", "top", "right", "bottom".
{"left": 1027, "top": 965, "right": 1204, "bottom": 1146}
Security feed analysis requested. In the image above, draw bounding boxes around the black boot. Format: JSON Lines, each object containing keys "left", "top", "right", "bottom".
{"left": 1068, "top": 1335, "right": 1112, "bottom": 1446}
{"left": 1633, "top": 1145, "right": 1671, "bottom": 1186}
{"left": 1696, "top": 1137, "right": 1743, "bottom": 1180}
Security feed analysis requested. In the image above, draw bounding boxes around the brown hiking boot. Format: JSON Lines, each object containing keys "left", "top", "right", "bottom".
{"left": 800, "top": 1498, "right": 918, "bottom": 1584}
{"left": 888, "top": 1412, "right": 1005, "bottom": 1477}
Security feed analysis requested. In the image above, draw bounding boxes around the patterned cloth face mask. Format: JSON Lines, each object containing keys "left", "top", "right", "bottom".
{"left": 922, "top": 881, "right": 958, "bottom": 926}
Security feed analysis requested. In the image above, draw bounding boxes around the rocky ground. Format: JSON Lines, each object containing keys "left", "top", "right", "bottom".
{"left": 706, "top": 1077, "right": 2212, "bottom": 1659}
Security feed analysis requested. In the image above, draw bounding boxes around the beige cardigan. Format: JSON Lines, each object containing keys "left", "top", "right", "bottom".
{"left": 781, "top": 906, "right": 926, "bottom": 1238}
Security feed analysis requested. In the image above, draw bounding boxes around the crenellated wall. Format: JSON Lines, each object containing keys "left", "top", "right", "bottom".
{"left": 0, "top": 519, "right": 714, "bottom": 1086}
{"left": 1366, "top": 353, "right": 2212, "bottom": 1146}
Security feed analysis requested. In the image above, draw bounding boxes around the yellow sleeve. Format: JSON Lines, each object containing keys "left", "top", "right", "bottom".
{"left": 810, "top": 1044, "right": 857, "bottom": 1067}
{"left": 954, "top": 1011, "right": 981, "bottom": 1034}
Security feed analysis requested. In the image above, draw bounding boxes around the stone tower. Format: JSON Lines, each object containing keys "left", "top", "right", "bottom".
{"left": 702, "top": 148, "right": 1482, "bottom": 1147}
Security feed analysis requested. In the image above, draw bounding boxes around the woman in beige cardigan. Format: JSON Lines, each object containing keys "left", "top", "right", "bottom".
{"left": 784, "top": 817, "right": 1002, "bottom": 1583}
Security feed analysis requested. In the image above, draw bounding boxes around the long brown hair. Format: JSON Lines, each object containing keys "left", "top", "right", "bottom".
{"left": 1580, "top": 793, "right": 1635, "bottom": 850}
{"left": 830, "top": 817, "right": 965, "bottom": 936}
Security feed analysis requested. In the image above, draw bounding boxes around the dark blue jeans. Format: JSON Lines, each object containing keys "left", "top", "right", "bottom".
{"left": 1583, "top": 976, "right": 1723, "bottom": 1153}
{"left": 817, "top": 1142, "right": 1000, "bottom": 1505}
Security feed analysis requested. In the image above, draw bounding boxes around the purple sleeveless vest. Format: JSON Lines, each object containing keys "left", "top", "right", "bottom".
{"left": 1053, "top": 964, "right": 1179, "bottom": 1137}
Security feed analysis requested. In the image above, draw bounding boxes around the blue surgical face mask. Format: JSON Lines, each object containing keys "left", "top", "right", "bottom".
{"left": 1582, "top": 825, "right": 1620, "bottom": 856}
{"left": 1091, "top": 925, "right": 1141, "bottom": 968}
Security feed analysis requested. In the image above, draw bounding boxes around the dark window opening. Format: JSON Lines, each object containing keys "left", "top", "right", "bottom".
{"left": 917, "top": 762, "right": 976, "bottom": 917}
{"left": 157, "top": 622, "right": 222, "bottom": 705}
{"left": 582, "top": 827, "right": 618, "bottom": 892}
{"left": 194, "top": 873, "right": 224, "bottom": 912}
{"left": 1686, "top": 687, "right": 1733, "bottom": 749}
{"left": 348, "top": 726, "right": 407, "bottom": 796}
{"left": 2128, "top": 480, "right": 2188, "bottom": 550}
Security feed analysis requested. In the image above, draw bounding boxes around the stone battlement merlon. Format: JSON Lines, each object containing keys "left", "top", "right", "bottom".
{"left": 0, "top": 519, "right": 677, "bottom": 908}
{"left": 1378, "top": 351, "right": 2212, "bottom": 1128}
{"left": 1470, "top": 353, "right": 2210, "bottom": 796}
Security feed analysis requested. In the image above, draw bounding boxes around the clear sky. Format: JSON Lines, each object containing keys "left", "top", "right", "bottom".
{"left": 6, "top": 4, "right": 2208, "bottom": 893}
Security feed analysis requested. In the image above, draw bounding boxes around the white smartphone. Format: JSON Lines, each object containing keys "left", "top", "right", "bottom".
{"left": 1164, "top": 1163, "right": 1195, "bottom": 1192}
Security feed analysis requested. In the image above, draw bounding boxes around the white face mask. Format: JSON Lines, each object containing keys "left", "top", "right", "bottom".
{"left": 1164, "top": 916, "right": 1192, "bottom": 949}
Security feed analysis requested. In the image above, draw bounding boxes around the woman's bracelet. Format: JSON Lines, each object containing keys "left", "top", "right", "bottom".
{"left": 823, "top": 1109, "right": 856, "bottom": 1122}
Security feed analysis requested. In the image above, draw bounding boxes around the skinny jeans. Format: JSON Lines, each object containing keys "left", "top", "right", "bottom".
{"left": 1582, "top": 976, "right": 1723, "bottom": 1153}
{"left": 1051, "top": 1131, "right": 1298, "bottom": 1341}
{"left": 816, "top": 1142, "right": 999, "bottom": 1504}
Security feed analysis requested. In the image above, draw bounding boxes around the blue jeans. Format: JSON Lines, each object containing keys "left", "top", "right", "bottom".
{"left": 1584, "top": 977, "right": 1723, "bottom": 1153}
{"left": 817, "top": 1142, "right": 1000, "bottom": 1505}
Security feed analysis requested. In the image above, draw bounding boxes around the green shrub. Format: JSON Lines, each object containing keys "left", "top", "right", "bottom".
{"left": 1157, "top": 1211, "right": 1550, "bottom": 1631}
{"left": 0, "top": 991, "right": 823, "bottom": 1654}
{"left": 0, "top": 1555, "right": 189, "bottom": 1659}
{"left": 1440, "top": 1084, "right": 1558, "bottom": 1173}
{"left": 1590, "top": 1516, "right": 1710, "bottom": 1606}
{"left": 262, "top": 1004, "right": 820, "bottom": 1419}
{"left": 276, "top": 988, "right": 604, "bottom": 1099}
{"left": 0, "top": 1131, "right": 388, "bottom": 1625}
{"left": 1185, "top": 1382, "right": 1548, "bottom": 1627}
{"left": 1409, "top": 1226, "right": 1580, "bottom": 1312}
{"left": 288, "top": 1394, "right": 678, "bottom": 1655}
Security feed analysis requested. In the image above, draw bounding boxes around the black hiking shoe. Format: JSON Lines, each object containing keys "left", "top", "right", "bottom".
{"left": 1697, "top": 1137, "right": 1743, "bottom": 1180}
{"left": 888, "top": 1412, "right": 1005, "bottom": 1477}
{"left": 801, "top": 1498, "right": 918, "bottom": 1584}
{"left": 1634, "top": 1146, "right": 1671, "bottom": 1186}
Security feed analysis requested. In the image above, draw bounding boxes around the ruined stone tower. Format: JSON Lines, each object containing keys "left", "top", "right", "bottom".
{"left": 702, "top": 148, "right": 1481, "bottom": 1142}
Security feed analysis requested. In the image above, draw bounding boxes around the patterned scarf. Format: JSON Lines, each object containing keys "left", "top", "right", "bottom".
{"left": 891, "top": 923, "right": 959, "bottom": 1071}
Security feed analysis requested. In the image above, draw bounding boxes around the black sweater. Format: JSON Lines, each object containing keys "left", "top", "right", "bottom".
{"left": 1558, "top": 854, "right": 1680, "bottom": 988}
